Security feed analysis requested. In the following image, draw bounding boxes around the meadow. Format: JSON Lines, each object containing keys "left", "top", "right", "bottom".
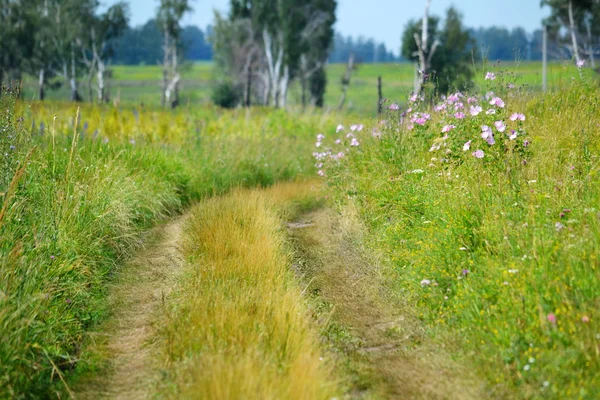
{"left": 3, "top": 62, "right": 600, "bottom": 399}
{"left": 20, "top": 61, "right": 594, "bottom": 114}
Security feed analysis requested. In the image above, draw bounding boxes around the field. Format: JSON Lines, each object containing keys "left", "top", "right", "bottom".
{"left": 3, "top": 64, "right": 600, "bottom": 399}
{"left": 20, "top": 61, "right": 595, "bottom": 114}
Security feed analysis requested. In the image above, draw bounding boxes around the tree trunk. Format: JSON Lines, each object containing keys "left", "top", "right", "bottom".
{"left": 337, "top": 53, "right": 354, "bottom": 110}
{"left": 171, "top": 44, "right": 179, "bottom": 109}
{"left": 38, "top": 68, "right": 45, "bottom": 101}
{"left": 301, "top": 76, "right": 307, "bottom": 108}
{"left": 97, "top": 60, "right": 106, "bottom": 103}
{"left": 278, "top": 65, "right": 289, "bottom": 108}
{"left": 585, "top": 18, "right": 596, "bottom": 69}
{"left": 568, "top": 0, "right": 580, "bottom": 63}
{"left": 161, "top": 28, "right": 170, "bottom": 108}
{"left": 70, "top": 44, "right": 81, "bottom": 102}
{"left": 245, "top": 67, "right": 252, "bottom": 108}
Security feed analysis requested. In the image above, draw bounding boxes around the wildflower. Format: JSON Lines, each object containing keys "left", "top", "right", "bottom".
{"left": 463, "top": 141, "right": 471, "bottom": 151}
{"left": 508, "top": 269, "right": 519, "bottom": 274}
{"left": 335, "top": 139, "right": 342, "bottom": 144}
{"left": 462, "top": 269, "right": 469, "bottom": 276}
{"left": 420, "top": 279, "right": 432, "bottom": 287}
{"left": 442, "top": 124, "right": 455, "bottom": 133}
{"left": 372, "top": 129, "right": 382, "bottom": 138}
{"left": 508, "top": 83, "right": 515, "bottom": 89}
{"left": 454, "top": 112, "right": 465, "bottom": 119}
{"left": 50, "top": 255, "right": 55, "bottom": 260}
{"left": 356, "top": 124, "right": 364, "bottom": 132}
{"left": 316, "top": 142, "right": 322, "bottom": 148}
{"left": 582, "top": 315, "right": 590, "bottom": 323}
{"left": 469, "top": 105, "right": 482, "bottom": 116}
{"left": 350, "top": 138, "right": 360, "bottom": 147}
{"left": 9, "top": 145, "right": 15, "bottom": 150}
{"left": 523, "top": 140, "right": 530, "bottom": 147}
{"left": 454, "top": 102, "right": 464, "bottom": 110}
{"left": 547, "top": 313, "right": 557, "bottom": 324}
{"left": 429, "top": 143, "right": 441, "bottom": 152}
{"left": 389, "top": 103, "right": 399, "bottom": 111}
{"left": 577, "top": 59, "right": 585, "bottom": 68}
{"left": 434, "top": 103, "right": 447, "bottom": 112}
{"left": 555, "top": 222, "right": 565, "bottom": 231}
{"left": 409, "top": 93, "right": 418, "bottom": 102}
{"left": 481, "top": 125, "right": 493, "bottom": 138}
{"left": 467, "top": 96, "right": 478, "bottom": 104}
{"left": 523, "top": 365, "right": 531, "bottom": 371}
{"left": 485, "top": 71, "right": 496, "bottom": 80}
{"left": 489, "top": 97, "right": 505, "bottom": 108}
{"left": 509, "top": 130, "right": 518, "bottom": 140}
{"left": 494, "top": 121, "right": 506, "bottom": 133}
{"left": 65, "top": 299, "right": 72, "bottom": 304}
{"left": 510, "top": 113, "right": 526, "bottom": 121}
{"left": 317, "top": 170, "right": 326, "bottom": 177}
{"left": 485, "top": 108, "right": 496, "bottom": 115}
{"left": 472, "top": 149, "right": 484, "bottom": 159}
{"left": 317, "top": 134, "right": 325, "bottom": 141}
{"left": 485, "top": 91, "right": 495, "bottom": 100}
{"left": 346, "top": 132, "right": 354, "bottom": 138}
{"left": 411, "top": 169, "right": 424, "bottom": 174}
{"left": 336, "top": 124, "right": 344, "bottom": 133}
{"left": 315, "top": 163, "right": 323, "bottom": 168}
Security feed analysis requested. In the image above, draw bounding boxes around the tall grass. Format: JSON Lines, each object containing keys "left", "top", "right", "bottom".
{"left": 320, "top": 77, "right": 600, "bottom": 398}
{"left": 0, "top": 96, "right": 336, "bottom": 398}
{"left": 156, "top": 182, "right": 337, "bottom": 399}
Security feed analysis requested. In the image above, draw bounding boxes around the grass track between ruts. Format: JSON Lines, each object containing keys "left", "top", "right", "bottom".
{"left": 155, "top": 181, "right": 339, "bottom": 399}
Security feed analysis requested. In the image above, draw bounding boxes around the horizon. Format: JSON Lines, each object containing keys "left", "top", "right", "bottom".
{"left": 104, "top": 0, "right": 551, "bottom": 56}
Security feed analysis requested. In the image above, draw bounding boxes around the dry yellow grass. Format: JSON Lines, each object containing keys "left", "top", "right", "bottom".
{"left": 156, "top": 183, "right": 337, "bottom": 399}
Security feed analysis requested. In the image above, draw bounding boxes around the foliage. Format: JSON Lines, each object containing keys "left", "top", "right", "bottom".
{"left": 401, "top": 7, "right": 475, "bottom": 94}
{"left": 211, "top": 79, "right": 242, "bottom": 108}
{"left": 316, "top": 73, "right": 600, "bottom": 398}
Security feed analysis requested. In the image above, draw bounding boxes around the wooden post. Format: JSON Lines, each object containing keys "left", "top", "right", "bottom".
{"left": 377, "top": 76, "right": 383, "bottom": 116}
{"left": 542, "top": 24, "right": 548, "bottom": 92}
{"left": 413, "top": 62, "right": 419, "bottom": 94}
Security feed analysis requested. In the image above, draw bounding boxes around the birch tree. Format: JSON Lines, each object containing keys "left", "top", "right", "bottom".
{"left": 157, "top": 0, "right": 192, "bottom": 108}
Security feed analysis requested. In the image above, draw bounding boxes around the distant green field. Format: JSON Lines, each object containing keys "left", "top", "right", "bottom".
{"left": 21, "top": 61, "right": 595, "bottom": 115}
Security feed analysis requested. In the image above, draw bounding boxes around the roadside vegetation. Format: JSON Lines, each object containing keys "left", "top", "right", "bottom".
{"left": 0, "top": 93, "right": 337, "bottom": 398}
{"left": 315, "top": 73, "right": 600, "bottom": 398}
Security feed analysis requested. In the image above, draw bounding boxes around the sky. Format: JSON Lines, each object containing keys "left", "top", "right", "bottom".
{"left": 105, "top": 0, "right": 550, "bottom": 55}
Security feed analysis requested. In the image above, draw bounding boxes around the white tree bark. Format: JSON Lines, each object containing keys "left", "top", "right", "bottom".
{"left": 568, "top": 0, "right": 580, "bottom": 63}
{"left": 413, "top": 0, "right": 440, "bottom": 94}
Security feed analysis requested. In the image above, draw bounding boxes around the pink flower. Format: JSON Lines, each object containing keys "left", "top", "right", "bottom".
{"left": 350, "top": 138, "right": 360, "bottom": 147}
{"left": 454, "top": 102, "right": 464, "bottom": 110}
{"left": 463, "top": 141, "right": 471, "bottom": 151}
{"left": 420, "top": 279, "right": 432, "bottom": 286}
{"left": 409, "top": 93, "right": 418, "bottom": 102}
{"left": 335, "top": 139, "right": 342, "bottom": 144}
{"left": 316, "top": 142, "right": 322, "bottom": 147}
{"left": 481, "top": 125, "right": 493, "bottom": 138}
{"left": 454, "top": 112, "right": 465, "bottom": 119}
{"left": 467, "top": 96, "right": 478, "bottom": 104}
{"left": 442, "top": 124, "right": 456, "bottom": 133}
{"left": 336, "top": 124, "right": 344, "bottom": 133}
{"left": 389, "top": 103, "right": 399, "bottom": 111}
{"left": 429, "top": 143, "right": 441, "bottom": 152}
{"left": 489, "top": 97, "right": 505, "bottom": 108}
{"left": 472, "top": 149, "right": 485, "bottom": 159}
{"left": 547, "top": 313, "right": 557, "bottom": 324}
{"left": 346, "top": 132, "right": 354, "bottom": 138}
{"left": 317, "top": 170, "right": 326, "bottom": 177}
{"left": 485, "top": 72, "right": 496, "bottom": 80}
{"left": 434, "top": 103, "right": 447, "bottom": 112}
{"left": 486, "top": 108, "right": 496, "bottom": 115}
{"left": 317, "top": 133, "right": 325, "bottom": 140}
{"left": 494, "top": 121, "right": 506, "bottom": 133}
{"left": 582, "top": 315, "right": 590, "bottom": 323}
{"left": 577, "top": 59, "right": 585, "bottom": 68}
{"left": 510, "top": 113, "right": 526, "bottom": 121}
{"left": 470, "top": 106, "right": 482, "bottom": 116}
{"left": 350, "top": 124, "right": 364, "bottom": 132}
{"left": 509, "top": 130, "right": 518, "bottom": 140}
{"left": 523, "top": 140, "right": 530, "bottom": 147}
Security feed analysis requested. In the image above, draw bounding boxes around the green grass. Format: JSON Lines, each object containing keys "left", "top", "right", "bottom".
{"left": 318, "top": 74, "right": 600, "bottom": 398}
{"left": 20, "top": 61, "right": 597, "bottom": 115}
{"left": 0, "top": 95, "right": 341, "bottom": 398}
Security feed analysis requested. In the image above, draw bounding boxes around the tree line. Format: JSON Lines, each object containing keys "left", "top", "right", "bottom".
{"left": 1, "top": 0, "right": 598, "bottom": 108}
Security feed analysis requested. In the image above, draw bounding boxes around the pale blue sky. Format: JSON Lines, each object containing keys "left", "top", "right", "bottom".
{"left": 104, "top": 0, "right": 550, "bottom": 54}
